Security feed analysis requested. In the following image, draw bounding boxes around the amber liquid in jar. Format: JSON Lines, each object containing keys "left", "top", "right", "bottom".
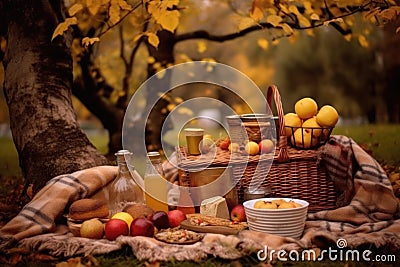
{"left": 144, "top": 152, "right": 169, "bottom": 212}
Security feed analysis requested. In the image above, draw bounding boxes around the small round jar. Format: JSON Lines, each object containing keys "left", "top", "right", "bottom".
{"left": 244, "top": 187, "right": 272, "bottom": 201}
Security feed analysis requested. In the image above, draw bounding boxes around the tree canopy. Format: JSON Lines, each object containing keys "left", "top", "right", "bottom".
{"left": 51, "top": 0, "right": 400, "bottom": 151}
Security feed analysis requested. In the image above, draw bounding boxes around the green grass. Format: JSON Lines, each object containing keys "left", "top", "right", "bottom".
{"left": 14, "top": 251, "right": 399, "bottom": 267}
{"left": 0, "top": 134, "right": 110, "bottom": 177}
{"left": 88, "top": 133, "right": 110, "bottom": 155}
{"left": 0, "top": 134, "right": 110, "bottom": 200}
{"left": 0, "top": 137, "right": 22, "bottom": 176}
{"left": 332, "top": 124, "right": 400, "bottom": 167}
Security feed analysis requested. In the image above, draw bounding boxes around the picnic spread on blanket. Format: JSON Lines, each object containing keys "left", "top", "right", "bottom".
{"left": 1, "top": 86, "right": 399, "bottom": 263}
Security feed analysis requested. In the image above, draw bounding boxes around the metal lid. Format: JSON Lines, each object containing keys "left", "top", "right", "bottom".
{"left": 147, "top": 151, "right": 161, "bottom": 163}
{"left": 115, "top": 150, "right": 133, "bottom": 166}
{"left": 115, "top": 150, "right": 132, "bottom": 156}
{"left": 244, "top": 186, "right": 272, "bottom": 195}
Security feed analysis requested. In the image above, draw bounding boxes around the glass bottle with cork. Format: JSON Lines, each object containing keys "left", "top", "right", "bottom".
{"left": 144, "top": 151, "right": 169, "bottom": 212}
{"left": 108, "top": 150, "right": 145, "bottom": 216}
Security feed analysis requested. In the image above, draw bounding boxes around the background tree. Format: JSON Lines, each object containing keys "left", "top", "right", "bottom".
{"left": 1, "top": 0, "right": 399, "bottom": 195}
{"left": 0, "top": 0, "right": 108, "bottom": 194}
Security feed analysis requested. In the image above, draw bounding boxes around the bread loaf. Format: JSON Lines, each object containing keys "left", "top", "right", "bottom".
{"left": 69, "top": 198, "right": 109, "bottom": 221}
{"left": 123, "top": 203, "right": 154, "bottom": 220}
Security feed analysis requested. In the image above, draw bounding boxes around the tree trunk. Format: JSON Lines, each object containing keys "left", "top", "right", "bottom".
{"left": 2, "top": 0, "right": 108, "bottom": 194}
{"left": 383, "top": 17, "right": 400, "bottom": 123}
{"left": 145, "top": 30, "right": 175, "bottom": 152}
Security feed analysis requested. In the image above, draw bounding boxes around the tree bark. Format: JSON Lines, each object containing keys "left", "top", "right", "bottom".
{"left": 145, "top": 30, "right": 176, "bottom": 151}
{"left": 383, "top": 17, "right": 400, "bottom": 123}
{"left": 2, "top": 0, "right": 108, "bottom": 194}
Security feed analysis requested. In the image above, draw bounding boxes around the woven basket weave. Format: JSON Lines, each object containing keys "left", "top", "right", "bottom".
{"left": 226, "top": 114, "right": 274, "bottom": 145}
{"left": 177, "top": 85, "right": 337, "bottom": 213}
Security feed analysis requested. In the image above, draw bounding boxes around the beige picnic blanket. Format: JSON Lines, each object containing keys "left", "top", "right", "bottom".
{"left": 0, "top": 135, "right": 399, "bottom": 262}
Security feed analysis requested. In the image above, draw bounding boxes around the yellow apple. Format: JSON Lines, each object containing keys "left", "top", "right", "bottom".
{"left": 254, "top": 201, "right": 278, "bottom": 209}
{"left": 254, "top": 200, "right": 266, "bottom": 209}
{"left": 111, "top": 212, "right": 134, "bottom": 227}
{"left": 292, "top": 202, "right": 303, "bottom": 208}
{"left": 302, "top": 117, "right": 322, "bottom": 137}
{"left": 80, "top": 218, "right": 104, "bottom": 239}
{"left": 295, "top": 97, "right": 318, "bottom": 120}
{"left": 278, "top": 201, "right": 297, "bottom": 209}
{"left": 316, "top": 105, "right": 339, "bottom": 127}
{"left": 228, "top": 142, "right": 240, "bottom": 153}
{"left": 271, "top": 199, "right": 285, "bottom": 206}
{"left": 291, "top": 128, "right": 318, "bottom": 149}
{"left": 284, "top": 113, "right": 302, "bottom": 137}
{"left": 245, "top": 141, "right": 259, "bottom": 155}
{"left": 258, "top": 139, "right": 274, "bottom": 154}
{"left": 200, "top": 137, "right": 215, "bottom": 154}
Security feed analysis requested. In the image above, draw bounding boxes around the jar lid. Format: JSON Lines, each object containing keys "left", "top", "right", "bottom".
{"left": 244, "top": 186, "right": 272, "bottom": 195}
{"left": 115, "top": 150, "right": 132, "bottom": 156}
{"left": 147, "top": 151, "right": 161, "bottom": 163}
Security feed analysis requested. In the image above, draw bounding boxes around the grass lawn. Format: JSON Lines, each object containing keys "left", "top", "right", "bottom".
{"left": 333, "top": 124, "right": 400, "bottom": 167}
{"left": 0, "top": 134, "right": 109, "bottom": 177}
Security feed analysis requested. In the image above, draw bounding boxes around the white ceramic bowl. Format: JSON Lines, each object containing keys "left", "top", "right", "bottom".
{"left": 243, "top": 198, "right": 309, "bottom": 239}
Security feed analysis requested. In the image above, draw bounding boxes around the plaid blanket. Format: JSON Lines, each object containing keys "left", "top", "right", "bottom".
{"left": 0, "top": 166, "right": 118, "bottom": 247}
{"left": 0, "top": 135, "right": 399, "bottom": 262}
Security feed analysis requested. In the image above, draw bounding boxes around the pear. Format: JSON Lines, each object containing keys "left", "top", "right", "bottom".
{"left": 80, "top": 218, "right": 104, "bottom": 239}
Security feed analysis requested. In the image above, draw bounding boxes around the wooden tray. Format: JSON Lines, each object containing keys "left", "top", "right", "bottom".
{"left": 180, "top": 220, "right": 241, "bottom": 235}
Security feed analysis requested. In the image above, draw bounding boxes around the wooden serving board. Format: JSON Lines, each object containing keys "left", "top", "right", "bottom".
{"left": 180, "top": 220, "right": 241, "bottom": 235}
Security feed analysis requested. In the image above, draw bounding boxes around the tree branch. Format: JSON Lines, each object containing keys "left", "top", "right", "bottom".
{"left": 120, "top": 21, "right": 147, "bottom": 97}
{"left": 174, "top": 22, "right": 273, "bottom": 43}
{"left": 119, "top": 25, "right": 128, "bottom": 68}
{"left": 175, "top": 2, "right": 375, "bottom": 43}
{"left": 98, "top": 1, "right": 142, "bottom": 38}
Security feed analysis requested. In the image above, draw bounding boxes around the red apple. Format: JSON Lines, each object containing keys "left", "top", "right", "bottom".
{"left": 258, "top": 139, "right": 274, "bottom": 154}
{"left": 130, "top": 218, "right": 155, "bottom": 237}
{"left": 104, "top": 218, "right": 129, "bottom": 241}
{"left": 219, "top": 137, "right": 231, "bottom": 150}
{"left": 151, "top": 211, "right": 170, "bottom": 230}
{"left": 167, "top": 209, "right": 187, "bottom": 228}
{"left": 230, "top": 204, "right": 247, "bottom": 222}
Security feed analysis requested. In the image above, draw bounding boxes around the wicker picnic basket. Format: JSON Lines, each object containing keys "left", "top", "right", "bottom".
{"left": 177, "top": 85, "right": 337, "bottom": 213}
{"left": 226, "top": 114, "right": 274, "bottom": 145}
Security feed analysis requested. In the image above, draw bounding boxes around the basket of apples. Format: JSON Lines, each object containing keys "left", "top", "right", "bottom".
{"left": 284, "top": 98, "right": 338, "bottom": 149}
{"left": 225, "top": 113, "right": 275, "bottom": 149}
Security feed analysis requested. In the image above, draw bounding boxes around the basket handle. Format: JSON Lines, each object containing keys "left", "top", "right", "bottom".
{"left": 267, "top": 85, "right": 290, "bottom": 162}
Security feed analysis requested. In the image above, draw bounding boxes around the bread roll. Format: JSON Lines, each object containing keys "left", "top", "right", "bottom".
{"left": 123, "top": 203, "right": 154, "bottom": 220}
{"left": 69, "top": 198, "right": 109, "bottom": 221}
